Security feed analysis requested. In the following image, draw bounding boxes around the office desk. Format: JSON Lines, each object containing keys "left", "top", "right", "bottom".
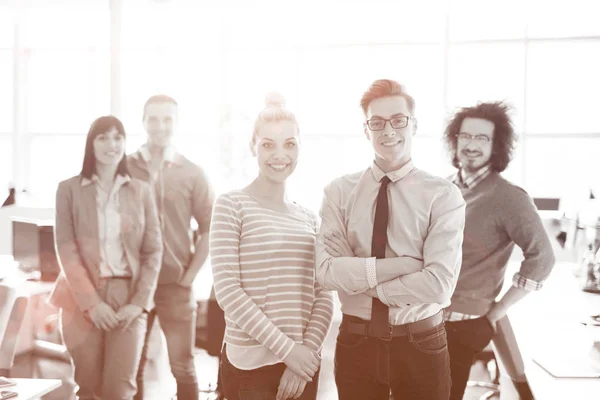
{"left": 7, "top": 378, "right": 61, "bottom": 399}
{"left": 509, "top": 262, "right": 600, "bottom": 399}
{"left": 0, "top": 257, "right": 62, "bottom": 358}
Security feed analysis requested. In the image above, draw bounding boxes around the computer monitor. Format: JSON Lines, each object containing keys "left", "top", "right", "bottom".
{"left": 11, "top": 217, "right": 59, "bottom": 282}
{"left": 533, "top": 197, "right": 561, "bottom": 211}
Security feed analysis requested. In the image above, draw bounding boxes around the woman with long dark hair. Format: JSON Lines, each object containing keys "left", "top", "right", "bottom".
{"left": 49, "top": 115, "right": 162, "bottom": 399}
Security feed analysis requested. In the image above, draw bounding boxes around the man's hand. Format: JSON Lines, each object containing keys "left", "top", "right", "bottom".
{"left": 277, "top": 367, "right": 308, "bottom": 400}
{"left": 116, "top": 304, "right": 144, "bottom": 330}
{"left": 87, "top": 302, "right": 119, "bottom": 331}
{"left": 325, "top": 231, "right": 354, "bottom": 257}
{"left": 485, "top": 301, "right": 507, "bottom": 331}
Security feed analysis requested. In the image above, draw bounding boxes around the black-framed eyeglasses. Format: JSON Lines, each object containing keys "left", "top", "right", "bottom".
{"left": 456, "top": 133, "right": 491, "bottom": 143}
{"left": 366, "top": 115, "right": 413, "bottom": 131}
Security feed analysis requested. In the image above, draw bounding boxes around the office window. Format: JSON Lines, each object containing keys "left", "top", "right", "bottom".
{"left": 449, "top": 0, "right": 526, "bottom": 41}
{"left": 21, "top": 4, "right": 110, "bottom": 135}
{"left": 19, "top": 6, "right": 109, "bottom": 50}
{"left": 29, "top": 136, "right": 86, "bottom": 203}
{"left": 223, "top": 48, "right": 300, "bottom": 126}
{"left": 526, "top": 40, "right": 600, "bottom": 134}
{"left": 503, "top": 140, "right": 524, "bottom": 187}
{"left": 0, "top": 137, "right": 12, "bottom": 193}
{"left": 448, "top": 43, "right": 526, "bottom": 132}
{"left": 0, "top": 51, "right": 13, "bottom": 132}
{"left": 222, "top": 6, "right": 307, "bottom": 48}
{"left": 296, "top": 47, "right": 370, "bottom": 137}
{"left": 121, "top": 2, "right": 222, "bottom": 50}
{"left": 26, "top": 50, "right": 110, "bottom": 134}
{"left": 524, "top": 137, "right": 600, "bottom": 198}
{"left": 526, "top": 0, "right": 600, "bottom": 38}
{"left": 225, "top": 2, "right": 445, "bottom": 46}
{"left": 13, "top": 0, "right": 600, "bottom": 208}
{"left": 213, "top": 108, "right": 254, "bottom": 194}
{"left": 354, "top": 1, "right": 445, "bottom": 44}
{"left": 0, "top": 10, "right": 14, "bottom": 48}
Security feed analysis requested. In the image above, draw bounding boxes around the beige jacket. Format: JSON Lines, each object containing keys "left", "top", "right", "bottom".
{"left": 48, "top": 175, "right": 162, "bottom": 313}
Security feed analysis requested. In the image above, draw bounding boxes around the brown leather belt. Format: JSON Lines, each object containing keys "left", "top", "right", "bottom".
{"left": 341, "top": 310, "right": 444, "bottom": 339}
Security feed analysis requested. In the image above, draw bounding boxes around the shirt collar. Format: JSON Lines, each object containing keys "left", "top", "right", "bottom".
{"left": 137, "top": 144, "right": 180, "bottom": 165}
{"left": 81, "top": 173, "right": 131, "bottom": 188}
{"left": 371, "top": 159, "right": 415, "bottom": 183}
{"left": 453, "top": 164, "right": 491, "bottom": 189}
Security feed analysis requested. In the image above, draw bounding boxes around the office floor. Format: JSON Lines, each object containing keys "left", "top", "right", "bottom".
{"left": 10, "top": 319, "right": 518, "bottom": 400}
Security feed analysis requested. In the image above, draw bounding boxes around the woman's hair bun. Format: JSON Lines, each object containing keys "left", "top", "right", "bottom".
{"left": 264, "top": 91, "right": 286, "bottom": 108}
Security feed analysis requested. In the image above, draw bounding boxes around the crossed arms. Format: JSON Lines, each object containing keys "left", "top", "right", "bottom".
{"left": 315, "top": 184, "right": 466, "bottom": 307}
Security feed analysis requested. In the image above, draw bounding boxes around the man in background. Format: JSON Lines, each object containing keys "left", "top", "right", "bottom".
{"left": 129, "top": 95, "right": 215, "bottom": 400}
{"left": 442, "top": 101, "right": 555, "bottom": 400}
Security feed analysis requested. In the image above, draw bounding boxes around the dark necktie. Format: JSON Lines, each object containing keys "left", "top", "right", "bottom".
{"left": 369, "top": 176, "right": 391, "bottom": 337}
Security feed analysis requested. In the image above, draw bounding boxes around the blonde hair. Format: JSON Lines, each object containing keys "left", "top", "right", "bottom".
{"left": 252, "top": 92, "right": 299, "bottom": 145}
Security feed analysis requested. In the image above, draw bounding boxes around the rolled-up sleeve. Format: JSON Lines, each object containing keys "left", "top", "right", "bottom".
{"left": 499, "top": 187, "right": 556, "bottom": 291}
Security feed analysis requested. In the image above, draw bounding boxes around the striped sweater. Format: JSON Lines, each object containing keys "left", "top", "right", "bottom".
{"left": 210, "top": 191, "right": 334, "bottom": 369}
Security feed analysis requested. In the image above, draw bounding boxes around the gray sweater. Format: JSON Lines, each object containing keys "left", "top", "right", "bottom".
{"left": 448, "top": 172, "right": 556, "bottom": 315}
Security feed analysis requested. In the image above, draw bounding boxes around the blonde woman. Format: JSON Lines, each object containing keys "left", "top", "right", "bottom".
{"left": 210, "top": 94, "right": 334, "bottom": 400}
{"left": 49, "top": 115, "right": 162, "bottom": 399}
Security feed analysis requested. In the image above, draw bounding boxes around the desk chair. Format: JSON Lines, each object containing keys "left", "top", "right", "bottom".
{"left": 0, "top": 285, "right": 29, "bottom": 377}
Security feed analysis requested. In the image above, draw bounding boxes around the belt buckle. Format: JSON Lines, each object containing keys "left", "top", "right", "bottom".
{"left": 378, "top": 324, "right": 394, "bottom": 342}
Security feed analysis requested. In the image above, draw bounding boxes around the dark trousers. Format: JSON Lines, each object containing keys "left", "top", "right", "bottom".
{"left": 446, "top": 316, "right": 535, "bottom": 400}
{"left": 334, "top": 316, "right": 451, "bottom": 400}
{"left": 445, "top": 317, "right": 495, "bottom": 400}
{"left": 220, "top": 346, "right": 319, "bottom": 400}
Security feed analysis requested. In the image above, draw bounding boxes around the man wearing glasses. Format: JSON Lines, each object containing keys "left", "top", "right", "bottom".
{"left": 442, "top": 102, "right": 555, "bottom": 400}
{"left": 316, "top": 79, "right": 465, "bottom": 399}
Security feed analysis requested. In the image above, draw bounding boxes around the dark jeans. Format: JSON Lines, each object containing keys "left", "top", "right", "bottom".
{"left": 220, "top": 346, "right": 319, "bottom": 400}
{"left": 334, "top": 317, "right": 451, "bottom": 400}
{"left": 445, "top": 317, "right": 495, "bottom": 400}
